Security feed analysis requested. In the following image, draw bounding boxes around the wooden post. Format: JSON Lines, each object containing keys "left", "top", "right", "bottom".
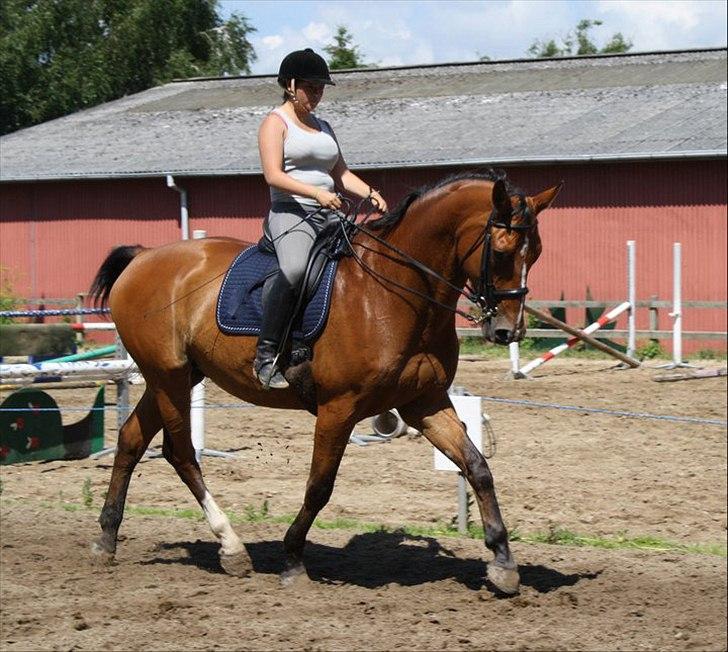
{"left": 524, "top": 305, "right": 640, "bottom": 368}
{"left": 649, "top": 295, "right": 659, "bottom": 343}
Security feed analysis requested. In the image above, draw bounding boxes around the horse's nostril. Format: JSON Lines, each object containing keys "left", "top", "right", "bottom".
{"left": 494, "top": 329, "right": 511, "bottom": 344}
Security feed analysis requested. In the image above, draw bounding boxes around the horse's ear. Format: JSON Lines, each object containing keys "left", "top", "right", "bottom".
{"left": 492, "top": 179, "right": 512, "bottom": 217}
{"left": 532, "top": 181, "right": 564, "bottom": 215}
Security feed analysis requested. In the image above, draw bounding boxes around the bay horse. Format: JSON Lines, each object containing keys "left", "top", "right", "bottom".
{"left": 89, "top": 170, "right": 561, "bottom": 595}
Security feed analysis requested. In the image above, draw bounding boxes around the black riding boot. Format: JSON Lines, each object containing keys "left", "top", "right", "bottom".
{"left": 254, "top": 273, "right": 298, "bottom": 389}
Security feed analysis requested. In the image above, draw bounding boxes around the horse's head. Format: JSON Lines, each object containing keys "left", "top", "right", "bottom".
{"left": 457, "top": 179, "right": 562, "bottom": 344}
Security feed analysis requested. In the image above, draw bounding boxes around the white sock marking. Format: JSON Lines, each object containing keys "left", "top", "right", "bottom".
{"left": 201, "top": 491, "right": 244, "bottom": 556}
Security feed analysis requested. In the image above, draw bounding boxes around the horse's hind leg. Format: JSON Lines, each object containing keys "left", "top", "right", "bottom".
{"left": 92, "top": 388, "right": 162, "bottom": 561}
{"left": 399, "top": 391, "right": 519, "bottom": 595}
{"left": 155, "top": 377, "right": 251, "bottom": 577}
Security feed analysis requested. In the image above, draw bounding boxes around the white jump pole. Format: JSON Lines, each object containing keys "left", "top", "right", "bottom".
{"left": 191, "top": 380, "right": 205, "bottom": 463}
{"left": 626, "top": 240, "right": 636, "bottom": 358}
{"left": 114, "top": 335, "right": 131, "bottom": 433}
{"left": 516, "top": 301, "right": 632, "bottom": 377}
{"left": 70, "top": 323, "right": 117, "bottom": 331}
{"left": 508, "top": 342, "right": 520, "bottom": 378}
{"left": 191, "top": 229, "right": 206, "bottom": 462}
{"left": 0, "top": 359, "right": 138, "bottom": 382}
{"left": 672, "top": 242, "right": 683, "bottom": 366}
{"left": 189, "top": 229, "right": 236, "bottom": 461}
{"left": 656, "top": 242, "right": 696, "bottom": 370}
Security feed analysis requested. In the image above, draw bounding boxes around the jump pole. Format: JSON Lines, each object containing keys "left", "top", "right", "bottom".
{"left": 655, "top": 243, "right": 697, "bottom": 370}
{"left": 515, "top": 302, "right": 639, "bottom": 377}
{"left": 86, "top": 335, "right": 133, "bottom": 460}
{"left": 0, "top": 359, "right": 138, "bottom": 382}
{"left": 189, "top": 229, "right": 235, "bottom": 462}
{"left": 508, "top": 241, "right": 637, "bottom": 378}
{"left": 508, "top": 342, "right": 520, "bottom": 377}
{"left": 672, "top": 242, "right": 683, "bottom": 366}
{"left": 43, "top": 345, "right": 117, "bottom": 363}
{"left": 70, "top": 323, "right": 117, "bottom": 332}
{"left": 627, "top": 240, "right": 636, "bottom": 358}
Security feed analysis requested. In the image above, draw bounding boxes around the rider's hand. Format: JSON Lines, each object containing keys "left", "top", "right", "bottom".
{"left": 370, "top": 190, "right": 388, "bottom": 213}
{"left": 315, "top": 190, "right": 342, "bottom": 210}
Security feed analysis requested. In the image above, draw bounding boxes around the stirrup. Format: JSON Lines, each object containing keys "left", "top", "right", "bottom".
{"left": 254, "top": 360, "right": 289, "bottom": 390}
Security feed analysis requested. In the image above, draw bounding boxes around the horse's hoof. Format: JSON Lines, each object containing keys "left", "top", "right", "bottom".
{"left": 487, "top": 563, "right": 520, "bottom": 595}
{"left": 219, "top": 550, "right": 252, "bottom": 577}
{"left": 280, "top": 562, "right": 307, "bottom": 587}
{"left": 90, "top": 540, "right": 116, "bottom": 566}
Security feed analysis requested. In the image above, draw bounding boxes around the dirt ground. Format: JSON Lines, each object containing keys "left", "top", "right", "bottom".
{"left": 1, "top": 358, "right": 726, "bottom": 651}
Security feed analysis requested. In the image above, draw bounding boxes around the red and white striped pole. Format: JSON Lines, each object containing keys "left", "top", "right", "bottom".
{"left": 518, "top": 301, "right": 631, "bottom": 376}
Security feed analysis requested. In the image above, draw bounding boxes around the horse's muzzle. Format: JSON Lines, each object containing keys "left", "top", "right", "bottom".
{"left": 481, "top": 319, "right": 526, "bottom": 345}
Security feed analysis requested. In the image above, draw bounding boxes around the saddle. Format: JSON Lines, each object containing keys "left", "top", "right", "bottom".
{"left": 216, "top": 219, "right": 353, "bottom": 346}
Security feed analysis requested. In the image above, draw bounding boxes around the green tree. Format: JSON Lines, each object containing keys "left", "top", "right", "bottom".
{"left": 527, "top": 18, "right": 632, "bottom": 58}
{"left": 0, "top": 0, "right": 256, "bottom": 135}
{"left": 324, "top": 25, "right": 368, "bottom": 70}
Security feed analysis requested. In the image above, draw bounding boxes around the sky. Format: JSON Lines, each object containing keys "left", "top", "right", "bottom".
{"left": 219, "top": 0, "right": 727, "bottom": 75}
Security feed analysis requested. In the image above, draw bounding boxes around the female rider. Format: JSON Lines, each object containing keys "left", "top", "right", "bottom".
{"left": 255, "top": 48, "right": 388, "bottom": 389}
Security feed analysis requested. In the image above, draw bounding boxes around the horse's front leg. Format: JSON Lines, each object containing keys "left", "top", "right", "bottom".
{"left": 282, "top": 402, "right": 355, "bottom": 585}
{"left": 399, "top": 391, "right": 519, "bottom": 595}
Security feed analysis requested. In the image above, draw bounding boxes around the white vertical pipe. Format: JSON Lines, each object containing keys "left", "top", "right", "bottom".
{"left": 166, "top": 174, "right": 189, "bottom": 240}
{"left": 670, "top": 242, "right": 682, "bottom": 365}
{"left": 509, "top": 341, "right": 520, "bottom": 377}
{"left": 190, "top": 229, "right": 207, "bottom": 462}
{"left": 114, "top": 335, "right": 130, "bottom": 432}
{"left": 191, "top": 381, "right": 205, "bottom": 463}
{"left": 626, "top": 240, "right": 636, "bottom": 358}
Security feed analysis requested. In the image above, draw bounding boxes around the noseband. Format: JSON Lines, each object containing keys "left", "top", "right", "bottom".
{"left": 467, "top": 195, "right": 535, "bottom": 323}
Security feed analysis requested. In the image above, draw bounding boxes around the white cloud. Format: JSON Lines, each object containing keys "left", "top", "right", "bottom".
{"left": 244, "top": 0, "right": 727, "bottom": 75}
{"left": 261, "top": 35, "right": 283, "bottom": 50}
{"left": 251, "top": 25, "right": 331, "bottom": 76}
{"left": 302, "top": 21, "right": 332, "bottom": 44}
{"left": 597, "top": 0, "right": 727, "bottom": 51}
{"left": 600, "top": 0, "right": 700, "bottom": 28}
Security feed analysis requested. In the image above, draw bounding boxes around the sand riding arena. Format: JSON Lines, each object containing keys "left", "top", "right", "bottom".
{"left": 1, "top": 358, "right": 726, "bottom": 651}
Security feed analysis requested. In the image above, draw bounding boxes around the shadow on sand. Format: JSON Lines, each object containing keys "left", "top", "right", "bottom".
{"left": 142, "top": 530, "right": 600, "bottom": 593}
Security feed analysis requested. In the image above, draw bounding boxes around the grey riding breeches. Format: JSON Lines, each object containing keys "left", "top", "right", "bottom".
{"left": 263, "top": 202, "right": 339, "bottom": 288}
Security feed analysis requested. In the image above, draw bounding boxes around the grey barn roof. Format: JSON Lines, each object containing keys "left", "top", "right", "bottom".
{"left": 1, "top": 48, "right": 726, "bottom": 182}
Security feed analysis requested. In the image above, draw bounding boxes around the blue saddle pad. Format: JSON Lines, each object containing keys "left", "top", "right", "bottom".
{"left": 216, "top": 244, "right": 337, "bottom": 342}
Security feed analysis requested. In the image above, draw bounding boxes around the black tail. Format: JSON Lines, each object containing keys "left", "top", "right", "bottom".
{"left": 89, "top": 245, "right": 145, "bottom": 308}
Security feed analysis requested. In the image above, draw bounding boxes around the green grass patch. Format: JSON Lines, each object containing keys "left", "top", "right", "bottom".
{"left": 81, "top": 477, "right": 93, "bottom": 508}
{"left": 8, "top": 497, "right": 725, "bottom": 558}
{"left": 508, "top": 526, "right": 726, "bottom": 557}
{"left": 458, "top": 337, "right": 726, "bottom": 362}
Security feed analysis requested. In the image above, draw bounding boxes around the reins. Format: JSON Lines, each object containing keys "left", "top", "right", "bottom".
{"left": 335, "top": 193, "right": 535, "bottom": 325}
{"left": 336, "top": 197, "right": 484, "bottom": 322}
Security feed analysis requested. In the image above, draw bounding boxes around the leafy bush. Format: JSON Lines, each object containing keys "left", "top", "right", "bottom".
{"left": 637, "top": 340, "right": 665, "bottom": 360}
{"left": 0, "top": 267, "right": 20, "bottom": 324}
{"left": 695, "top": 348, "right": 725, "bottom": 360}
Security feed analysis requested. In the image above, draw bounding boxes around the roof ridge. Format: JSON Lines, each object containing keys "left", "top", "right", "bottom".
{"left": 172, "top": 47, "right": 728, "bottom": 84}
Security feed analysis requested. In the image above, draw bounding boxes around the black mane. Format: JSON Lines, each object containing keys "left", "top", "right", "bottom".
{"left": 368, "top": 168, "right": 523, "bottom": 231}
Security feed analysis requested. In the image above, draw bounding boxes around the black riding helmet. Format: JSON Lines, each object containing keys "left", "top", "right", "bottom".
{"left": 277, "top": 48, "right": 335, "bottom": 86}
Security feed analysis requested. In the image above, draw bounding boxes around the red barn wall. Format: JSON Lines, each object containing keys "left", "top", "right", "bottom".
{"left": 1, "top": 159, "right": 725, "bottom": 351}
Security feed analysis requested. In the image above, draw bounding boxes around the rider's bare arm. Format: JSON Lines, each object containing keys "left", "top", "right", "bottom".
{"left": 330, "top": 155, "right": 388, "bottom": 212}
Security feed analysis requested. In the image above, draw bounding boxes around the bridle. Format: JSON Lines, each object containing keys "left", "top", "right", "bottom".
{"left": 336, "top": 192, "right": 536, "bottom": 329}
{"left": 464, "top": 194, "right": 535, "bottom": 323}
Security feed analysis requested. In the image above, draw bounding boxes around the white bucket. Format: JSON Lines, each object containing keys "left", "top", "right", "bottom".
{"left": 371, "top": 409, "right": 409, "bottom": 439}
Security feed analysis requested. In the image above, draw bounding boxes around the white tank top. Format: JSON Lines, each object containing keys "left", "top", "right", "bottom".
{"left": 269, "top": 107, "right": 340, "bottom": 207}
